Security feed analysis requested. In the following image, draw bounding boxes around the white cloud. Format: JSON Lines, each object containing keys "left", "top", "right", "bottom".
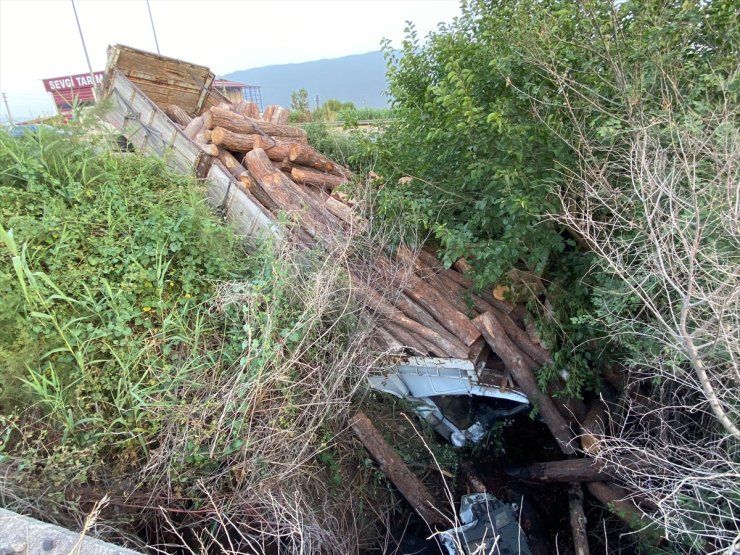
{"left": 0, "top": 0, "right": 460, "bottom": 120}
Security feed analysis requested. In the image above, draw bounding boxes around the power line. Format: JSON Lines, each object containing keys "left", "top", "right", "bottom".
{"left": 146, "top": 0, "right": 160, "bottom": 55}
{"left": 70, "top": 0, "right": 98, "bottom": 100}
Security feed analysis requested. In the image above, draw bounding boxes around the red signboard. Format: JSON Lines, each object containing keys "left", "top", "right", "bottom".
{"left": 42, "top": 71, "right": 105, "bottom": 117}
{"left": 42, "top": 72, "right": 104, "bottom": 93}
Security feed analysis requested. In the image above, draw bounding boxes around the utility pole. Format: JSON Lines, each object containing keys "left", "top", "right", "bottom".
{"left": 146, "top": 0, "right": 161, "bottom": 55}
{"left": 2, "top": 93, "right": 14, "bottom": 126}
{"left": 315, "top": 95, "right": 319, "bottom": 111}
{"left": 70, "top": 0, "right": 98, "bottom": 100}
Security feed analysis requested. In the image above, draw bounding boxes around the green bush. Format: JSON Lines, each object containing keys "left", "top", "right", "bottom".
{"left": 0, "top": 126, "right": 385, "bottom": 551}
{"left": 372, "top": 0, "right": 739, "bottom": 549}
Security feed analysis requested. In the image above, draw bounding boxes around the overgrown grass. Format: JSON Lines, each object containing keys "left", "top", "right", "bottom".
{"left": 0, "top": 124, "right": 395, "bottom": 552}
{"left": 289, "top": 99, "right": 392, "bottom": 125}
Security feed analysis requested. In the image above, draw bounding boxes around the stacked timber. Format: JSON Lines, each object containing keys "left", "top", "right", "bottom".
{"left": 162, "top": 98, "right": 576, "bottom": 450}
{"left": 164, "top": 100, "right": 650, "bottom": 545}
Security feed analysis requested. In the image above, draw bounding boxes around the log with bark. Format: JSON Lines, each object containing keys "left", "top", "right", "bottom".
{"left": 262, "top": 105, "right": 276, "bottom": 122}
{"left": 253, "top": 135, "right": 293, "bottom": 162}
{"left": 234, "top": 100, "right": 260, "bottom": 119}
{"left": 324, "top": 197, "right": 367, "bottom": 232}
{"left": 183, "top": 115, "right": 204, "bottom": 139}
{"left": 204, "top": 107, "right": 307, "bottom": 139}
{"left": 165, "top": 104, "right": 192, "bottom": 126}
{"left": 291, "top": 167, "right": 349, "bottom": 191}
{"left": 581, "top": 400, "right": 608, "bottom": 455}
{"left": 288, "top": 143, "right": 336, "bottom": 173}
{"left": 244, "top": 148, "right": 340, "bottom": 239}
{"left": 569, "top": 482, "right": 591, "bottom": 555}
{"left": 507, "top": 458, "right": 612, "bottom": 483}
{"left": 270, "top": 106, "right": 289, "bottom": 125}
{"left": 585, "top": 481, "right": 647, "bottom": 530}
{"left": 216, "top": 148, "right": 250, "bottom": 183}
{"left": 350, "top": 411, "right": 448, "bottom": 527}
{"left": 474, "top": 311, "right": 576, "bottom": 454}
{"left": 194, "top": 128, "right": 212, "bottom": 144}
{"left": 350, "top": 279, "right": 468, "bottom": 359}
{"left": 211, "top": 127, "right": 261, "bottom": 152}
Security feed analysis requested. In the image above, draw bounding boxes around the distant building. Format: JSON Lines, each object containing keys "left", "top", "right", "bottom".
{"left": 213, "top": 79, "right": 263, "bottom": 110}
{"left": 42, "top": 72, "right": 104, "bottom": 118}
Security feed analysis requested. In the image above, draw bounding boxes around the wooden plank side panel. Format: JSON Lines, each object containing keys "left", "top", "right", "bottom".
{"left": 205, "top": 163, "right": 278, "bottom": 242}
{"left": 119, "top": 80, "right": 201, "bottom": 176}
{"left": 130, "top": 83, "right": 202, "bottom": 115}
{"left": 112, "top": 46, "right": 214, "bottom": 114}
{"left": 201, "top": 88, "right": 232, "bottom": 113}
{"left": 100, "top": 70, "right": 276, "bottom": 246}
{"left": 115, "top": 48, "right": 211, "bottom": 86}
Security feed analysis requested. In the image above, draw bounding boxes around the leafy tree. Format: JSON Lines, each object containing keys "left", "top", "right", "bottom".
{"left": 290, "top": 88, "right": 311, "bottom": 122}
{"left": 374, "top": 0, "right": 739, "bottom": 550}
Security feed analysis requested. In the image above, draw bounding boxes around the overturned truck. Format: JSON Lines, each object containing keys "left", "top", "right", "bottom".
{"left": 98, "top": 44, "right": 641, "bottom": 555}
{"left": 98, "top": 44, "right": 576, "bottom": 451}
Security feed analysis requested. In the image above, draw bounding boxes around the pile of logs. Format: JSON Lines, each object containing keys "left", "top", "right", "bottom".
{"left": 164, "top": 99, "right": 650, "bottom": 553}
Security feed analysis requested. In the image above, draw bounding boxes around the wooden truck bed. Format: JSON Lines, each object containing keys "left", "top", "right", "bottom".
{"left": 99, "top": 45, "right": 274, "bottom": 243}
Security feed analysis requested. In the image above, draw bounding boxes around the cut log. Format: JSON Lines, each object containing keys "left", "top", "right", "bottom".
{"left": 204, "top": 107, "right": 307, "bottom": 139}
{"left": 403, "top": 276, "right": 481, "bottom": 346}
{"left": 216, "top": 148, "right": 249, "bottom": 181}
{"left": 441, "top": 270, "right": 550, "bottom": 365}
{"left": 351, "top": 280, "right": 467, "bottom": 358}
{"left": 183, "top": 115, "right": 204, "bottom": 139}
{"left": 389, "top": 292, "right": 469, "bottom": 359}
{"left": 417, "top": 246, "right": 445, "bottom": 271}
{"left": 165, "top": 104, "right": 191, "bottom": 126}
{"left": 394, "top": 246, "right": 477, "bottom": 319}
{"left": 325, "top": 197, "right": 367, "bottom": 232}
{"left": 585, "top": 482, "right": 647, "bottom": 530}
{"left": 506, "top": 458, "right": 612, "bottom": 483}
{"left": 253, "top": 135, "right": 292, "bottom": 162}
{"left": 375, "top": 326, "right": 404, "bottom": 351}
{"left": 291, "top": 167, "right": 348, "bottom": 191}
{"left": 580, "top": 401, "right": 608, "bottom": 455}
{"left": 474, "top": 311, "right": 575, "bottom": 454}
{"left": 569, "top": 483, "right": 591, "bottom": 555}
{"left": 371, "top": 257, "right": 473, "bottom": 356}
{"left": 211, "top": 127, "right": 261, "bottom": 152}
{"left": 270, "top": 106, "right": 289, "bottom": 125}
{"left": 350, "top": 412, "right": 448, "bottom": 527}
{"left": 234, "top": 100, "right": 260, "bottom": 119}
{"left": 209, "top": 157, "right": 275, "bottom": 224}
{"left": 244, "top": 148, "right": 339, "bottom": 238}
{"left": 194, "top": 126, "right": 212, "bottom": 145}
{"left": 198, "top": 143, "right": 218, "bottom": 156}
{"left": 288, "top": 143, "right": 336, "bottom": 173}
{"left": 442, "top": 268, "right": 521, "bottom": 322}
{"left": 384, "top": 322, "right": 437, "bottom": 356}
{"left": 262, "top": 105, "right": 276, "bottom": 122}
{"left": 454, "top": 257, "right": 472, "bottom": 274}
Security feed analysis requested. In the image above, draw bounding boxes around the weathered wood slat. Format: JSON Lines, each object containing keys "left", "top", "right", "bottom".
{"left": 101, "top": 69, "right": 275, "bottom": 247}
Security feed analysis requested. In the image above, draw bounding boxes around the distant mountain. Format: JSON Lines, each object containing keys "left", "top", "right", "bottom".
{"left": 224, "top": 51, "right": 389, "bottom": 109}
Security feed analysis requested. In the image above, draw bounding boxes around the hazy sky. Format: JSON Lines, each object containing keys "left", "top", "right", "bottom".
{"left": 0, "top": 0, "right": 460, "bottom": 120}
